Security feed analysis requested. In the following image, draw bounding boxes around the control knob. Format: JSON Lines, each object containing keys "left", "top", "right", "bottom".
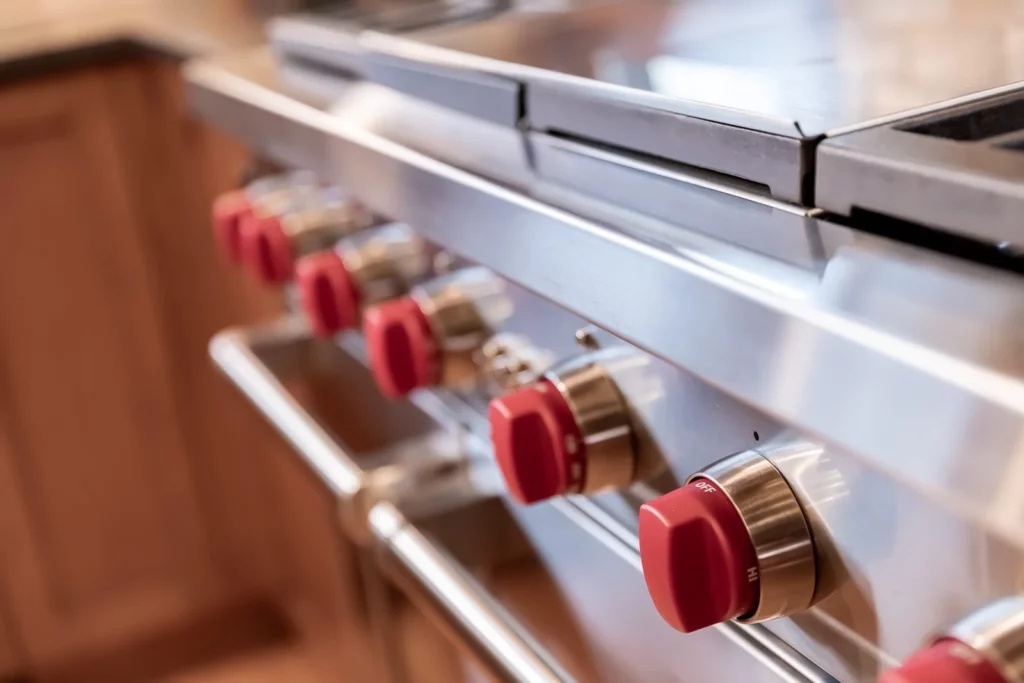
{"left": 363, "top": 267, "right": 508, "bottom": 398}
{"left": 296, "top": 224, "right": 429, "bottom": 337}
{"left": 240, "top": 189, "right": 371, "bottom": 284}
{"left": 882, "top": 596, "right": 1024, "bottom": 683}
{"left": 488, "top": 351, "right": 636, "bottom": 504}
{"left": 211, "top": 171, "right": 317, "bottom": 263}
{"left": 639, "top": 450, "right": 816, "bottom": 633}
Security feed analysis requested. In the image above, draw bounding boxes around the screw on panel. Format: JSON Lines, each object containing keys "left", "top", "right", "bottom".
{"left": 575, "top": 326, "right": 601, "bottom": 350}
{"left": 433, "top": 251, "right": 456, "bottom": 274}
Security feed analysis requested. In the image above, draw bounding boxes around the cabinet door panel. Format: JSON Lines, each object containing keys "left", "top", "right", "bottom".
{"left": 0, "top": 605, "right": 20, "bottom": 678}
{"left": 0, "top": 67, "right": 217, "bottom": 667}
{"left": 93, "top": 60, "right": 294, "bottom": 598}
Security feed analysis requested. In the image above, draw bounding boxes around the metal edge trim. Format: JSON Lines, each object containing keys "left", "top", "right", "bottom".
{"left": 368, "top": 500, "right": 574, "bottom": 682}
{"left": 208, "top": 318, "right": 366, "bottom": 499}
{"left": 534, "top": 133, "right": 810, "bottom": 216}
{"left": 825, "top": 80, "right": 1024, "bottom": 138}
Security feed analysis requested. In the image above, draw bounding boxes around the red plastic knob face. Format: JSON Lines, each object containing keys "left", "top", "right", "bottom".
{"left": 363, "top": 298, "right": 438, "bottom": 398}
{"left": 296, "top": 251, "right": 362, "bottom": 337}
{"left": 638, "top": 479, "right": 760, "bottom": 633}
{"left": 212, "top": 190, "right": 253, "bottom": 263}
{"left": 240, "top": 214, "right": 295, "bottom": 284}
{"left": 881, "top": 640, "right": 1007, "bottom": 683}
{"left": 489, "top": 380, "right": 586, "bottom": 504}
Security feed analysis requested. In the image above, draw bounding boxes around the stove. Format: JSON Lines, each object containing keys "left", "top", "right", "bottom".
{"left": 187, "top": 2, "right": 1024, "bottom": 681}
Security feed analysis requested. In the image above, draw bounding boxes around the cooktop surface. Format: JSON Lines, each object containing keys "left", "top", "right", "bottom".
{"left": 374, "top": 0, "right": 1024, "bottom": 136}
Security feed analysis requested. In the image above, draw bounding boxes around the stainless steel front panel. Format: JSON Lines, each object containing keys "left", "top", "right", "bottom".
{"left": 524, "top": 81, "right": 808, "bottom": 202}
{"left": 528, "top": 132, "right": 834, "bottom": 270}
{"left": 189, "top": 48, "right": 1024, "bottom": 683}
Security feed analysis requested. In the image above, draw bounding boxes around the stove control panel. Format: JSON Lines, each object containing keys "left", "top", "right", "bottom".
{"left": 882, "top": 596, "right": 1024, "bottom": 683}
{"left": 639, "top": 450, "right": 817, "bottom": 633}
{"left": 363, "top": 266, "right": 509, "bottom": 398}
{"left": 488, "top": 351, "right": 636, "bottom": 504}
{"left": 296, "top": 223, "right": 430, "bottom": 337}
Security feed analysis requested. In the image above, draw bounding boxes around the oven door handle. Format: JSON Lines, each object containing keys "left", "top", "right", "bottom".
{"left": 370, "top": 501, "right": 575, "bottom": 683}
{"left": 210, "top": 317, "right": 365, "bottom": 495}
{"left": 209, "top": 316, "right": 480, "bottom": 543}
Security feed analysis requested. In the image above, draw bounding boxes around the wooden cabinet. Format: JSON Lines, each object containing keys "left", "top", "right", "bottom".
{"left": 0, "top": 62, "right": 222, "bottom": 668}
{"left": 0, "top": 51, "right": 393, "bottom": 683}
{"left": 0, "top": 58, "right": 321, "bottom": 678}
{"left": 0, "top": 610, "right": 19, "bottom": 678}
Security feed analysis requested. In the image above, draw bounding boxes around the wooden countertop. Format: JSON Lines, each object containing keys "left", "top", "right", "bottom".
{"left": 0, "top": 1, "right": 270, "bottom": 80}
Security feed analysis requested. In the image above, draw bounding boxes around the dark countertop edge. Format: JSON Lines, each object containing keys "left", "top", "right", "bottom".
{"left": 0, "top": 34, "right": 184, "bottom": 85}
{"left": 0, "top": 8, "right": 255, "bottom": 87}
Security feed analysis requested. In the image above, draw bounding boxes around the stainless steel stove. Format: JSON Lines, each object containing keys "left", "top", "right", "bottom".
{"left": 189, "top": 2, "right": 1024, "bottom": 681}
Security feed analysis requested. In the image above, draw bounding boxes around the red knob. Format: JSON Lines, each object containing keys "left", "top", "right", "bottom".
{"left": 212, "top": 190, "right": 254, "bottom": 263}
{"left": 296, "top": 251, "right": 362, "bottom": 337}
{"left": 638, "top": 479, "right": 760, "bottom": 633}
{"left": 240, "top": 214, "right": 295, "bottom": 284}
{"left": 882, "top": 640, "right": 1007, "bottom": 683}
{"left": 489, "top": 380, "right": 586, "bottom": 504}
{"left": 364, "top": 298, "right": 438, "bottom": 398}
